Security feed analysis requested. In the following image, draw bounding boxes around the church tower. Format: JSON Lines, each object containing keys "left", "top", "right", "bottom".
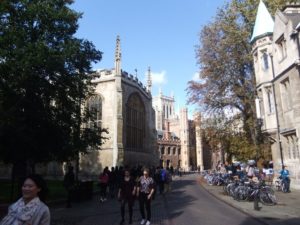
{"left": 194, "top": 112, "right": 204, "bottom": 170}
{"left": 180, "top": 108, "right": 190, "bottom": 170}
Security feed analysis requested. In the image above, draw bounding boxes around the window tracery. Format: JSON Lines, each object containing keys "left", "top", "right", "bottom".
{"left": 126, "top": 93, "right": 145, "bottom": 151}
{"left": 86, "top": 95, "right": 102, "bottom": 129}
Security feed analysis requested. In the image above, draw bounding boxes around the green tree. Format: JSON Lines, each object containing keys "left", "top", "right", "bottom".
{"left": 201, "top": 113, "right": 256, "bottom": 163}
{"left": 0, "top": 0, "right": 105, "bottom": 175}
{"left": 188, "top": 0, "right": 291, "bottom": 160}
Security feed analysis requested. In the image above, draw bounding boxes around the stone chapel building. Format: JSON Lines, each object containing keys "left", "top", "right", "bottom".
{"left": 79, "top": 36, "right": 158, "bottom": 176}
{"left": 252, "top": 1, "right": 300, "bottom": 189}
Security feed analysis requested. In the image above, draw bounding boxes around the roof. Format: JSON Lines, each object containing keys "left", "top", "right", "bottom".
{"left": 284, "top": 13, "right": 300, "bottom": 29}
{"left": 251, "top": 0, "right": 274, "bottom": 43}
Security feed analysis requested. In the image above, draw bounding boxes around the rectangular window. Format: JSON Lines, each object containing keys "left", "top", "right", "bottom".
{"left": 280, "top": 78, "right": 292, "bottom": 110}
{"left": 276, "top": 35, "right": 287, "bottom": 61}
{"left": 261, "top": 50, "right": 269, "bottom": 70}
{"left": 265, "top": 87, "right": 275, "bottom": 114}
{"left": 284, "top": 134, "right": 300, "bottom": 159}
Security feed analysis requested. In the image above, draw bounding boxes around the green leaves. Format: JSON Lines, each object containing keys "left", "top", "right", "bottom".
{"left": 188, "top": 0, "right": 289, "bottom": 161}
{"left": 0, "top": 0, "right": 103, "bottom": 166}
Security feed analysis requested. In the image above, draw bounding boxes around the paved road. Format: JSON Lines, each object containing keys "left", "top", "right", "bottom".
{"left": 164, "top": 174, "right": 264, "bottom": 225}
{"left": 51, "top": 174, "right": 265, "bottom": 225}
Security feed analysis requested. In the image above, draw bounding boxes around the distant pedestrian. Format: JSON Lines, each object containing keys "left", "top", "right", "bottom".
{"left": 109, "top": 167, "right": 116, "bottom": 198}
{"left": 0, "top": 174, "right": 50, "bottom": 225}
{"left": 118, "top": 169, "right": 136, "bottom": 225}
{"left": 153, "top": 167, "right": 161, "bottom": 199}
{"left": 158, "top": 167, "right": 166, "bottom": 194}
{"left": 279, "top": 165, "right": 291, "bottom": 192}
{"left": 246, "top": 164, "right": 255, "bottom": 179}
{"left": 99, "top": 168, "right": 109, "bottom": 202}
{"left": 137, "top": 168, "right": 155, "bottom": 225}
{"left": 63, "top": 165, "right": 75, "bottom": 208}
{"left": 164, "top": 169, "right": 172, "bottom": 193}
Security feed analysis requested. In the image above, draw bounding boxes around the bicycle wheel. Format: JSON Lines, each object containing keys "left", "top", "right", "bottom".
{"left": 235, "top": 186, "right": 249, "bottom": 202}
{"left": 275, "top": 181, "right": 281, "bottom": 191}
{"left": 223, "top": 184, "right": 228, "bottom": 194}
{"left": 260, "top": 189, "right": 277, "bottom": 206}
{"left": 281, "top": 182, "right": 288, "bottom": 193}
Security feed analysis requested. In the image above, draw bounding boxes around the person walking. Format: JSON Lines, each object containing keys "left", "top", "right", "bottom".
{"left": 137, "top": 168, "right": 155, "bottom": 225}
{"left": 63, "top": 165, "right": 75, "bottom": 208}
{"left": 118, "top": 169, "right": 136, "bottom": 225}
{"left": 158, "top": 167, "right": 166, "bottom": 194}
{"left": 99, "top": 168, "right": 109, "bottom": 202}
{"left": 0, "top": 174, "right": 50, "bottom": 225}
{"left": 109, "top": 167, "right": 117, "bottom": 199}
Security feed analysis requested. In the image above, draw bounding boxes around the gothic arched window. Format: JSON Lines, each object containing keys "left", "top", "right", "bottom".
{"left": 86, "top": 95, "right": 102, "bottom": 128}
{"left": 126, "top": 93, "right": 145, "bottom": 151}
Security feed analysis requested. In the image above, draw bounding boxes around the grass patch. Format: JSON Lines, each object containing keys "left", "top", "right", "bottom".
{"left": 0, "top": 180, "right": 19, "bottom": 203}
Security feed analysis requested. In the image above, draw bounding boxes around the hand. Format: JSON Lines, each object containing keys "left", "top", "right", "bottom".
{"left": 147, "top": 194, "right": 152, "bottom": 200}
{"left": 136, "top": 192, "right": 139, "bottom": 197}
{"left": 132, "top": 190, "right": 135, "bottom": 196}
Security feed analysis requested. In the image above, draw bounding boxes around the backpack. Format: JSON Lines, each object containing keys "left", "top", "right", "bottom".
{"left": 160, "top": 170, "right": 166, "bottom": 182}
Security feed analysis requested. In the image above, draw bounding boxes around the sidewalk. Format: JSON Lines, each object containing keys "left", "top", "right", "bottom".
{"left": 199, "top": 176, "right": 300, "bottom": 225}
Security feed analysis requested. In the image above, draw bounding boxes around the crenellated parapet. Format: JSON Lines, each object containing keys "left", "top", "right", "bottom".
{"left": 91, "top": 68, "right": 152, "bottom": 100}
{"left": 158, "top": 139, "right": 181, "bottom": 145}
{"left": 121, "top": 70, "right": 152, "bottom": 98}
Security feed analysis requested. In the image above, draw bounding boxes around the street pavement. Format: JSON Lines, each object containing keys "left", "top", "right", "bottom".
{"left": 2, "top": 173, "right": 299, "bottom": 225}
{"left": 51, "top": 187, "right": 170, "bottom": 225}
{"left": 164, "top": 174, "right": 262, "bottom": 225}
{"left": 50, "top": 173, "right": 300, "bottom": 225}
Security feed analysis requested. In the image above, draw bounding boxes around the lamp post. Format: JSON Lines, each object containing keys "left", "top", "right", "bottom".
{"left": 269, "top": 53, "right": 285, "bottom": 169}
{"left": 255, "top": 96, "right": 264, "bottom": 161}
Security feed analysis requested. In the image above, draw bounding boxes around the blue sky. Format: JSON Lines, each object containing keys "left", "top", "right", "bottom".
{"left": 71, "top": 0, "right": 227, "bottom": 116}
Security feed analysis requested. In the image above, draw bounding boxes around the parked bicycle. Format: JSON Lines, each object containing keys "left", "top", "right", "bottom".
{"left": 275, "top": 177, "right": 290, "bottom": 193}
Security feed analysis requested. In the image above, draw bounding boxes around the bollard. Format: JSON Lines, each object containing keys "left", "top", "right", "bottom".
{"left": 253, "top": 193, "right": 260, "bottom": 211}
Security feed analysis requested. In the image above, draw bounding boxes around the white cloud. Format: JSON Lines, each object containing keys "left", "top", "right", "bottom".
{"left": 192, "top": 72, "right": 206, "bottom": 84}
{"left": 192, "top": 72, "right": 200, "bottom": 81}
{"left": 149, "top": 70, "right": 167, "bottom": 85}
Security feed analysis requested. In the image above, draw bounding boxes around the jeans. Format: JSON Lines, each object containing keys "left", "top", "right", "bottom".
{"left": 139, "top": 192, "right": 152, "bottom": 221}
{"left": 121, "top": 197, "right": 134, "bottom": 221}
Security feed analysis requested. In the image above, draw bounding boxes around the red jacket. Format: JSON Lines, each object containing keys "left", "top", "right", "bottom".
{"left": 99, "top": 173, "right": 109, "bottom": 184}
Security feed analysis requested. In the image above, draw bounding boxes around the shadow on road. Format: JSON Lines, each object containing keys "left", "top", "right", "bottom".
{"left": 163, "top": 178, "right": 199, "bottom": 221}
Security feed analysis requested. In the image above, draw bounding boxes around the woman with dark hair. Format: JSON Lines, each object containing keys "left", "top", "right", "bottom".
{"left": 118, "top": 169, "right": 136, "bottom": 225}
{"left": 0, "top": 174, "right": 50, "bottom": 225}
{"left": 137, "top": 168, "right": 155, "bottom": 225}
